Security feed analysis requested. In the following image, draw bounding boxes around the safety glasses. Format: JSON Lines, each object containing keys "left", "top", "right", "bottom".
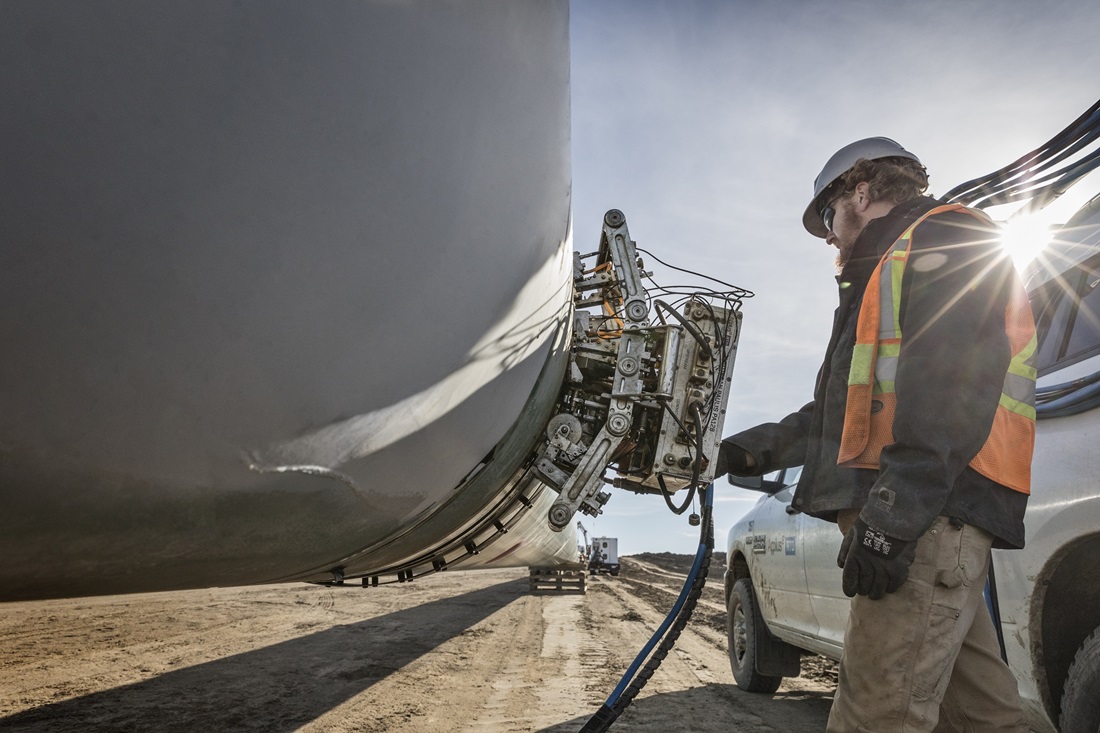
{"left": 821, "top": 189, "right": 847, "bottom": 233}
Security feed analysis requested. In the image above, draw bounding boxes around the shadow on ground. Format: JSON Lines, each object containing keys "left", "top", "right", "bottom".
{"left": 0, "top": 578, "right": 527, "bottom": 732}
{"left": 539, "top": 682, "right": 834, "bottom": 732}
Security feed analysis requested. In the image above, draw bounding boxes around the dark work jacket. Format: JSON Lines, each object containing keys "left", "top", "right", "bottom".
{"left": 725, "top": 196, "right": 1028, "bottom": 549}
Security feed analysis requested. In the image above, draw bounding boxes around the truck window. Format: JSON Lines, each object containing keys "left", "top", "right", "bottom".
{"left": 1031, "top": 256, "right": 1100, "bottom": 374}
{"left": 1031, "top": 271, "right": 1078, "bottom": 374}
{"left": 1062, "top": 268, "right": 1100, "bottom": 365}
{"left": 781, "top": 466, "right": 803, "bottom": 486}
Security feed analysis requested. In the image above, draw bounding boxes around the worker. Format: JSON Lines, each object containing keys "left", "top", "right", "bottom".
{"left": 714, "top": 138, "right": 1035, "bottom": 732}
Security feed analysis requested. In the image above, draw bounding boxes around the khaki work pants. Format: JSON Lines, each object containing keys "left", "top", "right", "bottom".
{"left": 828, "top": 513, "right": 1029, "bottom": 733}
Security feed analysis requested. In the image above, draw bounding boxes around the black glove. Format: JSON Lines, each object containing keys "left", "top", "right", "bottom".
{"left": 713, "top": 441, "right": 754, "bottom": 478}
{"left": 839, "top": 518, "right": 916, "bottom": 600}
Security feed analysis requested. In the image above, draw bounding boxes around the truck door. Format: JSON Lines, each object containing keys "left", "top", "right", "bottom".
{"left": 802, "top": 513, "right": 847, "bottom": 656}
{"left": 746, "top": 468, "right": 821, "bottom": 643}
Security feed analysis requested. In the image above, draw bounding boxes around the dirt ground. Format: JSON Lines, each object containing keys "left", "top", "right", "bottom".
{"left": 0, "top": 555, "right": 836, "bottom": 732}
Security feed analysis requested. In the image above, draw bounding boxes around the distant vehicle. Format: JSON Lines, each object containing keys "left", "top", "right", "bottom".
{"left": 589, "top": 537, "right": 620, "bottom": 576}
{"left": 577, "top": 521, "right": 592, "bottom": 565}
{"left": 723, "top": 193, "right": 1100, "bottom": 733}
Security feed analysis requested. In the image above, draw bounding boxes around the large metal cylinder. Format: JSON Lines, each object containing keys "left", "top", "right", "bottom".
{"left": 0, "top": 1, "right": 575, "bottom": 601}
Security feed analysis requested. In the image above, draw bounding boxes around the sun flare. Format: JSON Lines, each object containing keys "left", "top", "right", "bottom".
{"left": 1000, "top": 215, "right": 1052, "bottom": 272}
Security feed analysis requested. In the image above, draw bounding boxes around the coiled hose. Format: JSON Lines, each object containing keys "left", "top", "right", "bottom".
{"left": 578, "top": 481, "right": 715, "bottom": 733}
{"left": 1036, "top": 369, "right": 1100, "bottom": 418}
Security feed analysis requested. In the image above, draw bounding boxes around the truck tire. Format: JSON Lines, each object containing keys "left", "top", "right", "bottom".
{"left": 1061, "top": 625, "right": 1100, "bottom": 733}
{"left": 727, "top": 577, "right": 783, "bottom": 693}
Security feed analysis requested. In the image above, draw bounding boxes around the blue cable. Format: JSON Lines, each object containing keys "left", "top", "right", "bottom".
{"left": 1036, "top": 372, "right": 1100, "bottom": 418}
{"left": 579, "top": 483, "right": 714, "bottom": 732}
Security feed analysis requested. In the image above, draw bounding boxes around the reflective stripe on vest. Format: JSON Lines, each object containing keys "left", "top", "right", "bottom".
{"left": 836, "top": 204, "right": 1036, "bottom": 494}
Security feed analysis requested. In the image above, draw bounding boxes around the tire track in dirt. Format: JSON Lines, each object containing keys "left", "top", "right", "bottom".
{"left": 588, "top": 573, "right": 834, "bottom": 732}
{"left": 617, "top": 556, "right": 840, "bottom": 688}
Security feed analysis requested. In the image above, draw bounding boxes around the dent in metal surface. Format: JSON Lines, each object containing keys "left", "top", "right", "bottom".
{"left": 248, "top": 243, "right": 573, "bottom": 473}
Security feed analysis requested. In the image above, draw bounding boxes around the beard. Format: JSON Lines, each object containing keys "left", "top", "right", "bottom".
{"left": 833, "top": 203, "right": 863, "bottom": 271}
{"left": 834, "top": 243, "right": 855, "bottom": 272}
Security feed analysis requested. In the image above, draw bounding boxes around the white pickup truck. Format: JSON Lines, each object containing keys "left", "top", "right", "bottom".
{"left": 724, "top": 195, "right": 1100, "bottom": 733}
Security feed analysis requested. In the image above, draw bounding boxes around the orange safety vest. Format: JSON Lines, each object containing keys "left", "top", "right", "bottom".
{"left": 836, "top": 204, "right": 1036, "bottom": 494}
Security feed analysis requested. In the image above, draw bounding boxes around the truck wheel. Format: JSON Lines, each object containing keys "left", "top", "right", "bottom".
{"left": 1061, "top": 625, "right": 1100, "bottom": 733}
{"left": 727, "top": 577, "right": 783, "bottom": 693}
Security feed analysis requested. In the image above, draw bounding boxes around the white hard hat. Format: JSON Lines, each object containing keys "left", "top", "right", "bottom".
{"left": 802, "top": 137, "right": 921, "bottom": 238}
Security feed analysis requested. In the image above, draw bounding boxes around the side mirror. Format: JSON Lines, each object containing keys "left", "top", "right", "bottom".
{"left": 727, "top": 474, "right": 762, "bottom": 490}
{"left": 727, "top": 474, "right": 786, "bottom": 495}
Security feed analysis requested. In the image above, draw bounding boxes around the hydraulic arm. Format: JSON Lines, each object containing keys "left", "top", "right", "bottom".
{"left": 535, "top": 209, "right": 744, "bottom": 530}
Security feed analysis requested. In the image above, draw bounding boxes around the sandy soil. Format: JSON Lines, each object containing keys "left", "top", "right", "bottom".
{"left": 0, "top": 556, "right": 836, "bottom": 732}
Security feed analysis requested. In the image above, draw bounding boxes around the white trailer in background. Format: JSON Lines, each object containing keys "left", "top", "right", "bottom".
{"left": 589, "top": 537, "right": 620, "bottom": 576}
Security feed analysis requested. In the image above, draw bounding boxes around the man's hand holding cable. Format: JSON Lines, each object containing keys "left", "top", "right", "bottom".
{"left": 838, "top": 518, "right": 916, "bottom": 600}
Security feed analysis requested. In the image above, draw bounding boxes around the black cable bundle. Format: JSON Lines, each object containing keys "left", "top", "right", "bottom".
{"left": 577, "top": 483, "right": 715, "bottom": 733}
{"left": 944, "top": 97, "right": 1100, "bottom": 213}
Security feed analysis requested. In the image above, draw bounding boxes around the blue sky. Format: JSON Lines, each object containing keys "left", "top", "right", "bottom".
{"left": 569, "top": 0, "right": 1100, "bottom": 554}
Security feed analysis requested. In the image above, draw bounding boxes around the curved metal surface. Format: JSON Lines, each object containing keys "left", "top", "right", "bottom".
{"left": 0, "top": 1, "right": 575, "bottom": 601}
